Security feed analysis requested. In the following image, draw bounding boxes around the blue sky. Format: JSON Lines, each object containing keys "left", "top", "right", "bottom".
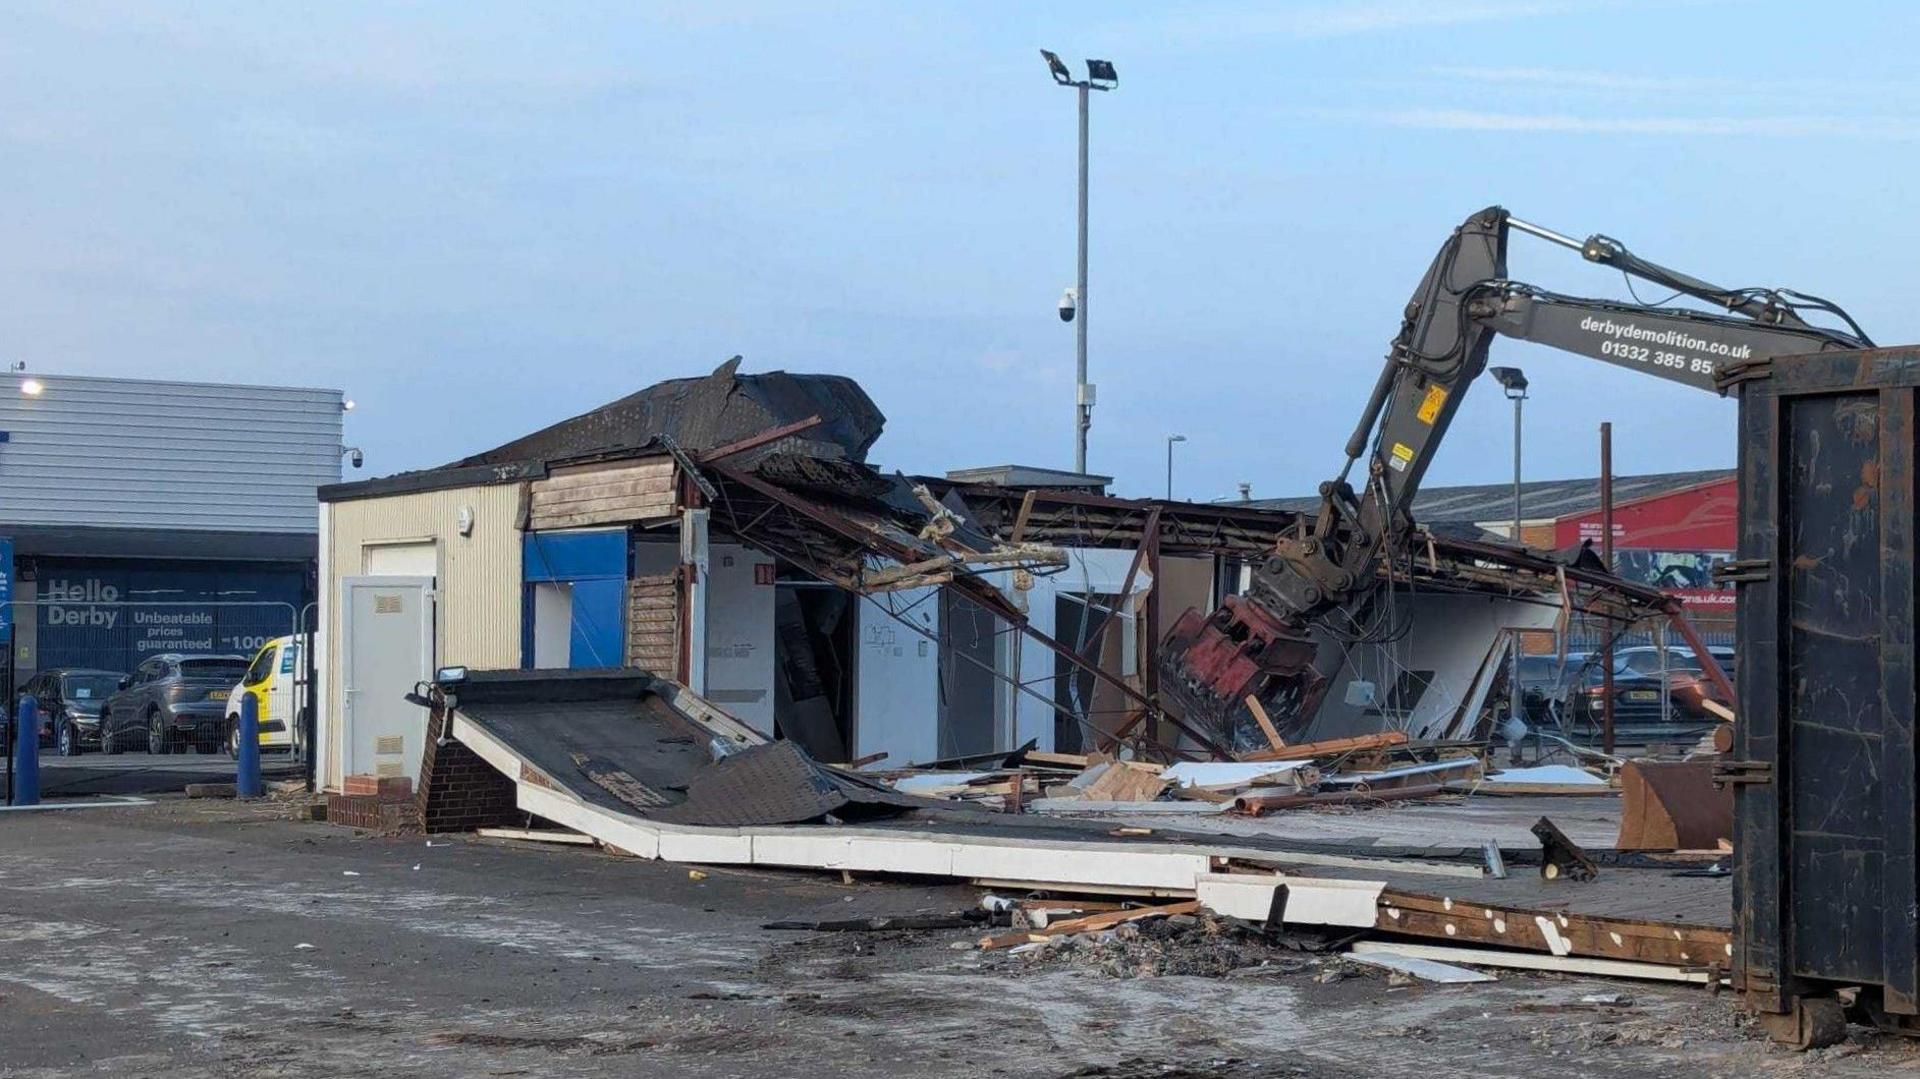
{"left": 2, "top": 2, "right": 1911, "bottom": 500}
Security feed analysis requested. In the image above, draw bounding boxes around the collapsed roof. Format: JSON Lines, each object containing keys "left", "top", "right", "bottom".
{"left": 456, "top": 356, "right": 885, "bottom": 471}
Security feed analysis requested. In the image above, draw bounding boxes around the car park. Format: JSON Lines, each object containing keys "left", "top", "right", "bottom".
{"left": 11, "top": 669, "right": 123, "bottom": 756}
{"left": 100, "top": 653, "right": 251, "bottom": 755}
{"left": 225, "top": 635, "right": 309, "bottom": 756}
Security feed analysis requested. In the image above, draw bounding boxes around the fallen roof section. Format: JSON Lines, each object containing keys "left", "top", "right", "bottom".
{"left": 432, "top": 668, "right": 1730, "bottom": 978}
{"left": 445, "top": 669, "right": 928, "bottom": 828}
{"left": 458, "top": 356, "right": 884, "bottom": 471}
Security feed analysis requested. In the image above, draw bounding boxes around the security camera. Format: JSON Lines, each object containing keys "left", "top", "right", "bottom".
{"left": 350, "top": 448, "right": 364, "bottom": 469}
{"left": 1058, "top": 287, "right": 1078, "bottom": 323}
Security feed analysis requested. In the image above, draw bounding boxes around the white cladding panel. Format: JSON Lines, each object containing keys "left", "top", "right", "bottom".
{"left": 0, "top": 372, "right": 343, "bottom": 532}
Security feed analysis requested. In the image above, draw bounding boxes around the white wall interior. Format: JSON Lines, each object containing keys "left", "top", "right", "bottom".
{"left": 852, "top": 586, "right": 940, "bottom": 766}
{"left": 702, "top": 544, "right": 776, "bottom": 733}
{"left": 1297, "top": 591, "right": 1559, "bottom": 742}
{"left": 1003, "top": 549, "right": 1155, "bottom": 756}
{"left": 530, "top": 581, "right": 573, "bottom": 669}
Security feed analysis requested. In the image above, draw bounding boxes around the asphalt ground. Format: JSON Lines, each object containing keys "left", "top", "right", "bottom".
{"left": 1, "top": 797, "right": 1915, "bottom": 1077}
{"left": 16, "top": 752, "right": 304, "bottom": 799}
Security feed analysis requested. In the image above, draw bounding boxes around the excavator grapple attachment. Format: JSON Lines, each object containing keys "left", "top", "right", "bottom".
{"left": 1157, "top": 595, "right": 1319, "bottom": 742}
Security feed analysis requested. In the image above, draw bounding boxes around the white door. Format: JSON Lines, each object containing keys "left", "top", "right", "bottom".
{"left": 341, "top": 576, "right": 434, "bottom": 780}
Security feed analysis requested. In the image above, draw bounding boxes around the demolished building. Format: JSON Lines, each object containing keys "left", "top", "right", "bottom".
{"left": 312, "top": 358, "right": 1697, "bottom": 792}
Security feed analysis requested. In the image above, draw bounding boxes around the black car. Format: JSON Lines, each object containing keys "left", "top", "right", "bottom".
{"left": 12, "top": 668, "right": 124, "bottom": 756}
{"left": 100, "top": 653, "right": 250, "bottom": 755}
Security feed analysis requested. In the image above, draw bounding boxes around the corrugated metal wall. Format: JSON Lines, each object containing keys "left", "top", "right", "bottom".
{"left": 0, "top": 372, "right": 342, "bottom": 532}
{"left": 319, "top": 482, "right": 523, "bottom": 790}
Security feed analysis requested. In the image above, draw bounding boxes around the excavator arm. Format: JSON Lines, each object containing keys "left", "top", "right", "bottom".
{"left": 1159, "top": 205, "right": 1870, "bottom": 748}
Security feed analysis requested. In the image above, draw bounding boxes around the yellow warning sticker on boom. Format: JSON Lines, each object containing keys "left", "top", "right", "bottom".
{"left": 1416, "top": 384, "right": 1448, "bottom": 424}
{"left": 1388, "top": 442, "right": 1415, "bottom": 472}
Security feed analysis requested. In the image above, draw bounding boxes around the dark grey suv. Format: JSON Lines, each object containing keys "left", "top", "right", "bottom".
{"left": 101, "top": 654, "right": 250, "bottom": 755}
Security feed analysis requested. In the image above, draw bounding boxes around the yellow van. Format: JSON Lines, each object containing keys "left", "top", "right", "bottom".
{"left": 224, "top": 634, "right": 309, "bottom": 756}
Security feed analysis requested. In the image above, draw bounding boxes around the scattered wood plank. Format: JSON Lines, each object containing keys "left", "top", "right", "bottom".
{"left": 1023, "top": 751, "right": 1090, "bottom": 769}
{"left": 1078, "top": 762, "right": 1168, "bottom": 803}
{"left": 978, "top": 929, "right": 1046, "bottom": 951}
{"left": 1009, "top": 489, "right": 1038, "bottom": 544}
{"left": 1239, "top": 731, "right": 1409, "bottom": 763}
{"left": 977, "top": 900, "right": 1202, "bottom": 950}
{"left": 1244, "top": 695, "right": 1286, "bottom": 752}
{"left": 1034, "top": 900, "right": 1202, "bottom": 937}
{"left": 696, "top": 414, "right": 824, "bottom": 464}
{"left": 476, "top": 827, "right": 596, "bottom": 845}
{"left": 1701, "top": 699, "right": 1734, "bottom": 723}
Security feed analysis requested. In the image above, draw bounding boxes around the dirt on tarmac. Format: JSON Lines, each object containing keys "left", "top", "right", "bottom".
{"left": 1, "top": 795, "right": 1916, "bottom": 1078}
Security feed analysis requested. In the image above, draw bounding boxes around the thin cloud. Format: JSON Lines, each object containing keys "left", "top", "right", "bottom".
{"left": 1298, "top": 106, "right": 1920, "bottom": 140}
{"left": 1107, "top": 1, "right": 1620, "bottom": 47}
{"left": 1428, "top": 66, "right": 1920, "bottom": 100}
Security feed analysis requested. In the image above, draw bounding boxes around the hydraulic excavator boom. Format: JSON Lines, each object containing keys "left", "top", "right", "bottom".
{"left": 1160, "top": 205, "right": 1870, "bottom": 747}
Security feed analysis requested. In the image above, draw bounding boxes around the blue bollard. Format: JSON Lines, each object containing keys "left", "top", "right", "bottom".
{"left": 12, "top": 695, "right": 39, "bottom": 807}
{"left": 236, "top": 691, "right": 262, "bottom": 799}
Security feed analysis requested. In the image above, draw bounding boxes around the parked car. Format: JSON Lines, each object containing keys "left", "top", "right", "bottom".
{"left": 100, "top": 653, "right": 250, "bottom": 755}
{"left": 12, "top": 668, "right": 124, "bottom": 756}
{"left": 224, "top": 635, "right": 309, "bottom": 756}
{"left": 1568, "top": 652, "right": 1718, "bottom": 745}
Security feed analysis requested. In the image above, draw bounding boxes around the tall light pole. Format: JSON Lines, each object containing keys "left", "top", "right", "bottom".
{"left": 1165, "top": 434, "right": 1186, "bottom": 499}
{"left": 1040, "top": 50, "right": 1116, "bottom": 475}
{"left": 1491, "top": 366, "right": 1529, "bottom": 737}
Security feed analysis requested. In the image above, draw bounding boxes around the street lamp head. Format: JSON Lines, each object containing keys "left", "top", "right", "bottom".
{"left": 1168, "top": 434, "right": 1187, "bottom": 444}
{"left": 1039, "top": 49, "right": 1073, "bottom": 85}
{"left": 1085, "top": 58, "right": 1117, "bottom": 89}
{"left": 341, "top": 398, "right": 356, "bottom": 412}
{"left": 1490, "top": 366, "right": 1529, "bottom": 398}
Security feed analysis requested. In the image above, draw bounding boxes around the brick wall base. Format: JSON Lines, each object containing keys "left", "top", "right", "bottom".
{"left": 325, "top": 792, "right": 420, "bottom": 834}
{"left": 416, "top": 706, "right": 521, "bottom": 833}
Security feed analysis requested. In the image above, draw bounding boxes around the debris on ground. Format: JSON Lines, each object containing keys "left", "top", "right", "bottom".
{"left": 878, "top": 734, "right": 1613, "bottom": 819}
{"left": 975, "top": 909, "right": 1394, "bottom": 981}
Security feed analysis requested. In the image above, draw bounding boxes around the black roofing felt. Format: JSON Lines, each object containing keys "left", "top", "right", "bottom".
{"left": 320, "top": 359, "right": 887, "bottom": 503}
{"left": 457, "top": 357, "right": 884, "bottom": 471}
{"left": 449, "top": 668, "right": 929, "bottom": 827}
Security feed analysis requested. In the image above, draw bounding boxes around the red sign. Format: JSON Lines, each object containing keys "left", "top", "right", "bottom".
{"left": 1555, "top": 476, "right": 1738, "bottom": 607}
{"left": 1554, "top": 476, "right": 1736, "bottom": 550}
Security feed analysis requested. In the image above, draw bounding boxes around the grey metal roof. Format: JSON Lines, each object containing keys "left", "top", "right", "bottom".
{"left": 944, "top": 464, "right": 1113, "bottom": 490}
{"left": 0, "top": 372, "right": 343, "bottom": 534}
{"left": 1236, "top": 468, "right": 1734, "bottom": 523}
